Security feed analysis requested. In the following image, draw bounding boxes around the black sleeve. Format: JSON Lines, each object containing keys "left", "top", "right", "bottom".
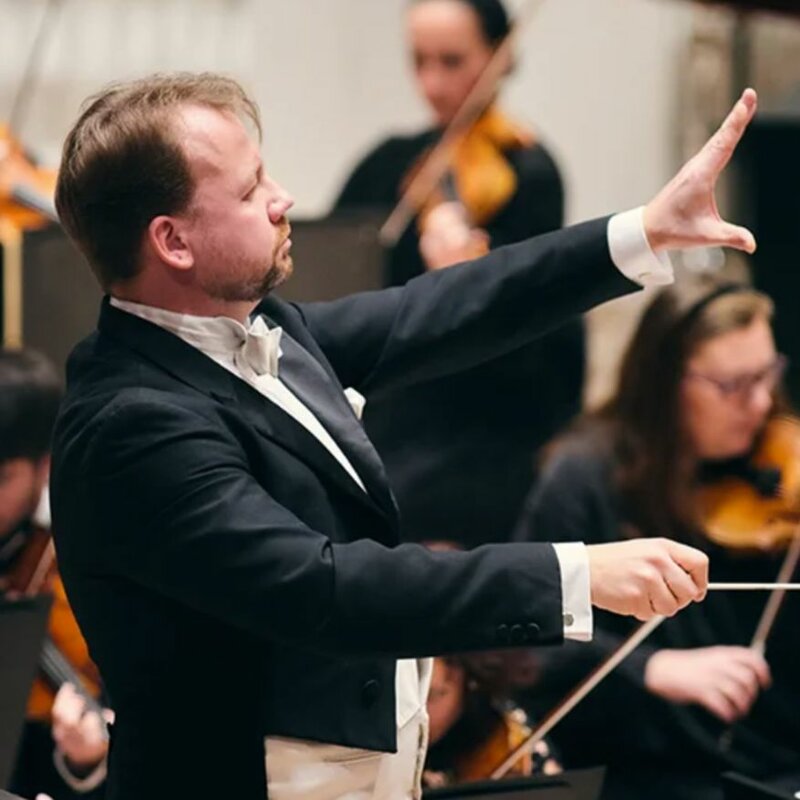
{"left": 514, "top": 443, "right": 657, "bottom": 689}
{"left": 296, "top": 217, "right": 636, "bottom": 397}
{"left": 80, "top": 395, "right": 565, "bottom": 659}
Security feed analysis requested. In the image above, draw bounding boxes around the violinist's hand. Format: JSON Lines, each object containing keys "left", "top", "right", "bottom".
{"left": 587, "top": 538, "right": 708, "bottom": 620}
{"left": 644, "top": 646, "right": 771, "bottom": 723}
{"left": 419, "top": 201, "right": 490, "bottom": 270}
{"left": 51, "top": 682, "right": 112, "bottom": 773}
{"left": 644, "top": 88, "right": 757, "bottom": 254}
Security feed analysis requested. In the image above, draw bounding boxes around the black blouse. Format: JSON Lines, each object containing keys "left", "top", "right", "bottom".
{"left": 334, "top": 127, "right": 585, "bottom": 548}
{"left": 515, "top": 424, "right": 800, "bottom": 800}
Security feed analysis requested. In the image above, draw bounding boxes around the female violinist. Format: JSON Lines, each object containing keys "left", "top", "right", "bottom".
{"left": 334, "top": 0, "right": 585, "bottom": 549}
{"left": 0, "top": 349, "right": 109, "bottom": 800}
{"left": 515, "top": 281, "right": 800, "bottom": 800}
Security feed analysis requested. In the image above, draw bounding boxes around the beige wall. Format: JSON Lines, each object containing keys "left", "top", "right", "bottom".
{"left": 3, "top": 0, "right": 755, "bottom": 404}
{"left": 3, "top": 0, "right": 694, "bottom": 220}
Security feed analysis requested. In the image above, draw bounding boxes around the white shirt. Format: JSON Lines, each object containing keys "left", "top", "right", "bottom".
{"left": 110, "top": 206, "right": 671, "bottom": 799}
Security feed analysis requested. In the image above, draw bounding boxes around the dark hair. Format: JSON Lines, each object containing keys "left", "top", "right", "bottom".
{"left": 562, "top": 281, "right": 776, "bottom": 542}
{"left": 55, "top": 72, "right": 261, "bottom": 291}
{"left": 0, "top": 349, "right": 62, "bottom": 463}
{"left": 412, "top": 0, "right": 511, "bottom": 46}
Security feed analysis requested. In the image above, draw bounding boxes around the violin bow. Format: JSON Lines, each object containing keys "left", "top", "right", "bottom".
{"left": 6, "top": 0, "right": 65, "bottom": 136}
{"left": 490, "top": 614, "right": 665, "bottom": 779}
{"left": 749, "top": 527, "right": 800, "bottom": 654}
{"left": 717, "top": 526, "right": 800, "bottom": 752}
{"left": 379, "top": 0, "right": 544, "bottom": 248}
{"left": 489, "top": 580, "right": 800, "bottom": 779}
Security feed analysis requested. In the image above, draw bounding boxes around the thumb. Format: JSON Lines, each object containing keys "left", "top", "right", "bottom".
{"left": 663, "top": 540, "right": 709, "bottom": 599}
{"left": 716, "top": 221, "right": 757, "bottom": 254}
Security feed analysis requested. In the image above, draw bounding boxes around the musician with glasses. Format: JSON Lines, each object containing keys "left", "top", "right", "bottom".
{"left": 514, "top": 281, "right": 800, "bottom": 800}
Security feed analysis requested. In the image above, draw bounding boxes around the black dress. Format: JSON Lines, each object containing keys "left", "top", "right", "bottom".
{"left": 514, "top": 424, "right": 800, "bottom": 800}
{"left": 334, "top": 127, "right": 585, "bottom": 548}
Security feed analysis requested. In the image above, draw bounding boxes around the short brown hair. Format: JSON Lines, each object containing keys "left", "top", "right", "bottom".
{"left": 55, "top": 72, "right": 261, "bottom": 290}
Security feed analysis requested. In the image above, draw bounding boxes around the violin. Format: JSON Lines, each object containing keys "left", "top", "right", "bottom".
{"left": 410, "top": 107, "right": 534, "bottom": 270}
{"left": 696, "top": 415, "right": 800, "bottom": 551}
{"left": 489, "top": 415, "right": 800, "bottom": 779}
{"left": 3, "top": 523, "right": 103, "bottom": 721}
{"left": 448, "top": 703, "right": 557, "bottom": 784}
{"left": 423, "top": 654, "right": 559, "bottom": 788}
{"left": 0, "top": 123, "right": 58, "bottom": 230}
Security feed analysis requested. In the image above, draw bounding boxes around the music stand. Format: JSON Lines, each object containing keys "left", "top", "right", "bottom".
{"left": 423, "top": 767, "right": 605, "bottom": 800}
{"left": 723, "top": 772, "right": 796, "bottom": 800}
{"left": 0, "top": 596, "right": 51, "bottom": 789}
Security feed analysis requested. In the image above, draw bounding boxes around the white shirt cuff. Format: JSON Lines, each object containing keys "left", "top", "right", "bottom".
{"left": 608, "top": 207, "right": 674, "bottom": 287}
{"left": 552, "top": 542, "right": 593, "bottom": 642}
{"left": 53, "top": 747, "right": 108, "bottom": 793}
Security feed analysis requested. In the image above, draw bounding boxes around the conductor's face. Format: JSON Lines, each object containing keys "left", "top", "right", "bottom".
{"left": 178, "top": 105, "right": 294, "bottom": 302}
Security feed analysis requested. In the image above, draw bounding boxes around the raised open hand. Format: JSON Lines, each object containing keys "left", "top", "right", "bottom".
{"left": 644, "top": 88, "right": 758, "bottom": 254}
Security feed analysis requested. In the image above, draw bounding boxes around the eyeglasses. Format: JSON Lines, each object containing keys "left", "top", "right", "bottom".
{"left": 684, "top": 354, "right": 788, "bottom": 402}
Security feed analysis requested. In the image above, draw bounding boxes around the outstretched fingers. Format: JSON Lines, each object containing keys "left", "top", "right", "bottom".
{"left": 699, "top": 88, "right": 758, "bottom": 179}
{"left": 700, "top": 217, "right": 757, "bottom": 254}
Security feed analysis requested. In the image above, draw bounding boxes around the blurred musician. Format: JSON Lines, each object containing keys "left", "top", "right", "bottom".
{"left": 423, "top": 654, "right": 560, "bottom": 788}
{"left": 0, "top": 350, "right": 108, "bottom": 800}
{"left": 335, "top": 0, "right": 585, "bottom": 550}
{"left": 515, "top": 282, "right": 800, "bottom": 800}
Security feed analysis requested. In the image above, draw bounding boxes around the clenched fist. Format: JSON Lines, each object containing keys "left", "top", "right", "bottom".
{"left": 587, "top": 538, "right": 708, "bottom": 620}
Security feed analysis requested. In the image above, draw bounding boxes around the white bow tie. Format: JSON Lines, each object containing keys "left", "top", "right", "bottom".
{"left": 236, "top": 316, "right": 283, "bottom": 377}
